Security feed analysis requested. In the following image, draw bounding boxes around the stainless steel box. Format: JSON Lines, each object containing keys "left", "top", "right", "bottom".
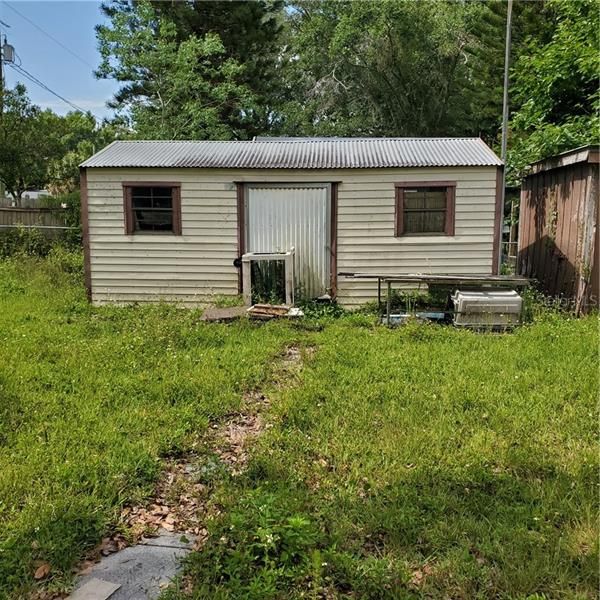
{"left": 452, "top": 290, "right": 522, "bottom": 328}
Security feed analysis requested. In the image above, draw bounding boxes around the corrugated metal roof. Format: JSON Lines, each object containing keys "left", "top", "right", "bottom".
{"left": 527, "top": 144, "right": 599, "bottom": 175}
{"left": 81, "top": 138, "right": 502, "bottom": 169}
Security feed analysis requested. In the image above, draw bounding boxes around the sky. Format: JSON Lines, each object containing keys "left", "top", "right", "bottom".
{"left": 0, "top": 0, "right": 120, "bottom": 120}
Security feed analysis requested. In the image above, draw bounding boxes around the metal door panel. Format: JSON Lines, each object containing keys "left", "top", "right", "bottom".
{"left": 246, "top": 184, "right": 330, "bottom": 298}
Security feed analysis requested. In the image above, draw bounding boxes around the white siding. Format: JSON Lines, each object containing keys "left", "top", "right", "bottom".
{"left": 335, "top": 168, "right": 497, "bottom": 307}
{"left": 87, "top": 170, "right": 239, "bottom": 305}
{"left": 85, "top": 167, "right": 497, "bottom": 307}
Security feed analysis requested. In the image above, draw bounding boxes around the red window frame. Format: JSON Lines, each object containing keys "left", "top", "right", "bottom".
{"left": 394, "top": 181, "right": 456, "bottom": 237}
{"left": 122, "top": 182, "right": 182, "bottom": 235}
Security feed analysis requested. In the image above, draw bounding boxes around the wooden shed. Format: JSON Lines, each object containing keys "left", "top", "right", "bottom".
{"left": 80, "top": 137, "right": 503, "bottom": 308}
{"left": 518, "top": 145, "right": 598, "bottom": 313}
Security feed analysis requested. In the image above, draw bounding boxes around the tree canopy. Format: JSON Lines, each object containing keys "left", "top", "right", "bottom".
{"left": 96, "top": 0, "right": 284, "bottom": 139}
{"left": 1, "top": 0, "right": 597, "bottom": 199}
{"left": 0, "top": 85, "right": 64, "bottom": 201}
{"left": 94, "top": 0, "right": 598, "bottom": 179}
{"left": 0, "top": 84, "right": 123, "bottom": 201}
{"left": 507, "top": 0, "right": 600, "bottom": 181}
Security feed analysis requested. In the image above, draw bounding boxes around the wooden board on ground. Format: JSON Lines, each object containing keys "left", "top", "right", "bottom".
{"left": 200, "top": 306, "right": 248, "bottom": 322}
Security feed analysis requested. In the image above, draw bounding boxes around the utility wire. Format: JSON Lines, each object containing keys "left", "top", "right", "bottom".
{"left": 7, "top": 62, "right": 87, "bottom": 113}
{"left": 4, "top": 1, "right": 96, "bottom": 70}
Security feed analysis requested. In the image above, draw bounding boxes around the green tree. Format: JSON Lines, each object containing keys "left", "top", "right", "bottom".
{"left": 276, "top": 0, "right": 492, "bottom": 137}
{"left": 148, "top": 0, "right": 285, "bottom": 136}
{"left": 0, "top": 85, "right": 119, "bottom": 200}
{"left": 0, "top": 85, "right": 63, "bottom": 203}
{"left": 461, "top": 0, "right": 552, "bottom": 145}
{"left": 96, "top": 0, "right": 279, "bottom": 139}
{"left": 47, "top": 114, "right": 127, "bottom": 194}
{"left": 507, "top": 0, "right": 600, "bottom": 182}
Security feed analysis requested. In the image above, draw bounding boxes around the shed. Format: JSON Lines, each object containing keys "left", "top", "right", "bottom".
{"left": 518, "top": 145, "right": 598, "bottom": 313}
{"left": 80, "top": 137, "right": 503, "bottom": 308}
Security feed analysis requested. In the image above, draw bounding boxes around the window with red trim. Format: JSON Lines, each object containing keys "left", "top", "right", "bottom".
{"left": 395, "top": 182, "right": 455, "bottom": 236}
{"left": 123, "top": 184, "right": 181, "bottom": 235}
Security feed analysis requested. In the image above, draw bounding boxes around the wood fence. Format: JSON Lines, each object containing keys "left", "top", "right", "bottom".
{"left": 0, "top": 207, "right": 70, "bottom": 229}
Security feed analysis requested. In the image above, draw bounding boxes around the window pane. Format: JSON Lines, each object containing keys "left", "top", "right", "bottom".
{"left": 404, "top": 190, "right": 426, "bottom": 210}
{"left": 134, "top": 209, "right": 173, "bottom": 231}
{"left": 423, "top": 190, "right": 446, "bottom": 210}
{"left": 130, "top": 186, "right": 174, "bottom": 232}
{"left": 404, "top": 210, "right": 445, "bottom": 233}
{"left": 151, "top": 187, "right": 172, "bottom": 199}
{"left": 131, "top": 187, "right": 152, "bottom": 199}
{"left": 152, "top": 196, "right": 172, "bottom": 209}
{"left": 402, "top": 186, "right": 447, "bottom": 234}
{"left": 131, "top": 196, "right": 152, "bottom": 209}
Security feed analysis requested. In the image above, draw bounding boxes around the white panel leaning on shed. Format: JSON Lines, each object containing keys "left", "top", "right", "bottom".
{"left": 80, "top": 137, "right": 503, "bottom": 308}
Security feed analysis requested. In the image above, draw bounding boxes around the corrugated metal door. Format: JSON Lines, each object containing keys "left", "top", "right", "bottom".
{"left": 246, "top": 184, "right": 330, "bottom": 299}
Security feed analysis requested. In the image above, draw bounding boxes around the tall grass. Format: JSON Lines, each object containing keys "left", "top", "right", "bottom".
{"left": 0, "top": 255, "right": 299, "bottom": 596}
{"left": 173, "top": 316, "right": 599, "bottom": 598}
{"left": 0, "top": 255, "right": 597, "bottom": 598}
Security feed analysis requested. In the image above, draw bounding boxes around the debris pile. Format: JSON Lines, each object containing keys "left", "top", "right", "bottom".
{"left": 200, "top": 304, "right": 304, "bottom": 323}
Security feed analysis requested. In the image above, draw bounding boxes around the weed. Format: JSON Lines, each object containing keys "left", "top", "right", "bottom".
{"left": 173, "top": 312, "right": 598, "bottom": 599}
{"left": 0, "top": 226, "right": 52, "bottom": 258}
{"left": 0, "top": 257, "right": 300, "bottom": 597}
{"left": 297, "top": 298, "right": 345, "bottom": 319}
{"left": 0, "top": 256, "right": 597, "bottom": 599}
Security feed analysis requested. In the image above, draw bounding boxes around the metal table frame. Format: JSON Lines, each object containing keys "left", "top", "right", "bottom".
{"left": 339, "top": 272, "right": 531, "bottom": 326}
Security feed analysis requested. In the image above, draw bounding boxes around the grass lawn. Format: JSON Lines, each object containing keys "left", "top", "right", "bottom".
{"left": 0, "top": 253, "right": 598, "bottom": 599}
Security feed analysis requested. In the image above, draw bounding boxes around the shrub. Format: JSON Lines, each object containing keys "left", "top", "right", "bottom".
{"left": 0, "top": 226, "right": 52, "bottom": 258}
{"left": 47, "top": 245, "right": 84, "bottom": 277}
{"left": 297, "top": 299, "right": 346, "bottom": 319}
{"left": 40, "top": 190, "right": 81, "bottom": 230}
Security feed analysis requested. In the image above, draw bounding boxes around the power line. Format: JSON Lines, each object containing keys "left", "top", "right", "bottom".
{"left": 4, "top": 1, "right": 95, "bottom": 70}
{"left": 6, "top": 62, "right": 87, "bottom": 113}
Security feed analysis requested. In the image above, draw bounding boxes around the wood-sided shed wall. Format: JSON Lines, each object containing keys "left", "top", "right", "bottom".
{"left": 84, "top": 166, "right": 500, "bottom": 307}
{"left": 518, "top": 156, "right": 599, "bottom": 313}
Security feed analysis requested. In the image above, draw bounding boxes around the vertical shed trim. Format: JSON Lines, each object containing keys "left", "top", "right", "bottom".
{"left": 236, "top": 182, "right": 246, "bottom": 293}
{"left": 330, "top": 182, "right": 338, "bottom": 297}
{"left": 492, "top": 166, "right": 504, "bottom": 274}
{"left": 172, "top": 186, "right": 182, "bottom": 235}
{"left": 79, "top": 167, "right": 92, "bottom": 302}
{"left": 394, "top": 187, "right": 404, "bottom": 237}
{"left": 445, "top": 185, "right": 456, "bottom": 236}
{"left": 123, "top": 185, "right": 133, "bottom": 234}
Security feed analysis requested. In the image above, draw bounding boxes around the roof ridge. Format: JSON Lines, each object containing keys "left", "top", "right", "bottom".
{"left": 114, "top": 137, "right": 485, "bottom": 144}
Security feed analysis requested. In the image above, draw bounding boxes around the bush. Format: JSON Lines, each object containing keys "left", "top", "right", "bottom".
{"left": 0, "top": 226, "right": 52, "bottom": 258}
{"left": 40, "top": 190, "right": 81, "bottom": 230}
{"left": 47, "top": 245, "right": 84, "bottom": 277}
{"left": 297, "top": 299, "right": 346, "bottom": 319}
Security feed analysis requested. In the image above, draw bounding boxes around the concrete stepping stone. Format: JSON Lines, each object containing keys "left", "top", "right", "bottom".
{"left": 69, "top": 578, "right": 121, "bottom": 600}
{"left": 69, "top": 532, "right": 195, "bottom": 600}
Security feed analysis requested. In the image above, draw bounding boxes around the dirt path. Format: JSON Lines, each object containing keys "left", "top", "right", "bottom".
{"left": 66, "top": 345, "right": 308, "bottom": 599}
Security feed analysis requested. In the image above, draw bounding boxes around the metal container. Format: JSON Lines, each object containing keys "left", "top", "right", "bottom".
{"left": 452, "top": 290, "right": 522, "bottom": 328}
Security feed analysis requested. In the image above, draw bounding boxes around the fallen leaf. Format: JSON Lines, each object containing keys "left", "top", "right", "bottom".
{"left": 100, "top": 539, "right": 118, "bottom": 556}
{"left": 34, "top": 562, "right": 51, "bottom": 579}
